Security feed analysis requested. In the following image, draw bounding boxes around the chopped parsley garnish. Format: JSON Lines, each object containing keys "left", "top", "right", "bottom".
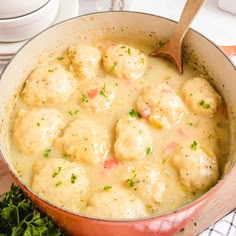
{"left": 63, "top": 153, "right": 69, "bottom": 158}
{"left": 57, "top": 56, "right": 64, "bottom": 61}
{"left": 55, "top": 181, "right": 62, "bottom": 187}
{"left": 121, "top": 45, "right": 126, "bottom": 49}
{"left": 52, "top": 167, "right": 62, "bottom": 178}
{"left": 191, "top": 141, "right": 198, "bottom": 150}
{"left": 36, "top": 122, "right": 40, "bottom": 127}
{"left": 100, "top": 83, "right": 107, "bottom": 97}
{"left": 103, "top": 185, "right": 112, "bottom": 191}
{"left": 126, "top": 174, "right": 137, "bottom": 187}
{"left": 48, "top": 69, "right": 54, "bottom": 72}
{"left": 127, "top": 48, "right": 131, "bottom": 55}
{"left": 199, "top": 100, "right": 211, "bottom": 109}
{"left": 140, "top": 58, "right": 145, "bottom": 64}
{"left": 129, "top": 109, "right": 142, "bottom": 118}
{"left": 110, "top": 62, "right": 117, "bottom": 72}
{"left": 43, "top": 149, "right": 51, "bottom": 158}
{"left": 71, "top": 173, "right": 77, "bottom": 184}
{"left": 68, "top": 110, "right": 79, "bottom": 115}
{"left": 82, "top": 94, "right": 88, "bottom": 102}
{"left": 146, "top": 147, "right": 152, "bottom": 155}
{"left": 138, "top": 129, "right": 143, "bottom": 134}
{"left": 187, "top": 122, "right": 193, "bottom": 126}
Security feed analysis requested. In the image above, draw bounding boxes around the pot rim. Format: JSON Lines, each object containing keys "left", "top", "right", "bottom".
{"left": 0, "top": 11, "right": 235, "bottom": 223}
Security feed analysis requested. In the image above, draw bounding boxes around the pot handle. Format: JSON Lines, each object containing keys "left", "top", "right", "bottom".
{"left": 219, "top": 45, "right": 236, "bottom": 57}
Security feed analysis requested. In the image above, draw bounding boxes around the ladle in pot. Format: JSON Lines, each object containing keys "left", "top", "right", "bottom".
{"left": 150, "top": 0, "right": 205, "bottom": 74}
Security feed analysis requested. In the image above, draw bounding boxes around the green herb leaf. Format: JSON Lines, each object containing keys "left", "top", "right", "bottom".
{"left": 191, "top": 141, "right": 198, "bottom": 150}
{"left": 48, "top": 69, "right": 54, "bottom": 73}
{"left": 68, "top": 110, "right": 79, "bottom": 115}
{"left": 71, "top": 173, "right": 77, "bottom": 184}
{"left": 63, "top": 153, "right": 69, "bottom": 158}
{"left": 140, "top": 58, "right": 145, "bottom": 64}
{"left": 52, "top": 167, "right": 62, "bottom": 178}
{"left": 100, "top": 83, "right": 107, "bottom": 97}
{"left": 55, "top": 181, "right": 62, "bottom": 187}
{"left": 82, "top": 94, "right": 88, "bottom": 102}
{"left": 43, "top": 149, "right": 51, "bottom": 158}
{"left": 103, "top": 185, "right": 112, "bottom": 191}
{"left": 0, "top": 184, "right": 64, "bottom": 235}
{"left": 127, "top": 48, "right": 131, "bottom": 55}
{"left": 110, "top": 62, "right": 117, "bottom": 72}
{"left": 129, "top": 109, "right": 142, "bottom": 118}
{"left": 199, "top": 100, "right": 211, "bottom": 109}
{"left": 126, "top": 174, "right": 137, "bottom": 187}
{"left": 57, "top": 56, "right": 64, "bottom": 61}
{"left": 146, "top": 147, "right": 152, "bottom": 155}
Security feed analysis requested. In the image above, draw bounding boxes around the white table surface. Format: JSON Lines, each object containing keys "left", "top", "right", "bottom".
{"left": 80, "top": 0, "right": 236, "bottom": 43}
{"left": 0, "top": 0, "right": 236, "bottom": 235}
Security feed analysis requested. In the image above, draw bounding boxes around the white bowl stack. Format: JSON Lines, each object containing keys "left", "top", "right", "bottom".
{"left": 218, "top": 0, "right": 236, "bottom": 15}
{"left": 0, "top": 0, "right": 59, "bottom": 64}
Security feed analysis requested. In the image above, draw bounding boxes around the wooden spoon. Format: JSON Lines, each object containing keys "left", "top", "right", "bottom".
{"left": 150, "top": 0, "right": 205, "bottom": 74}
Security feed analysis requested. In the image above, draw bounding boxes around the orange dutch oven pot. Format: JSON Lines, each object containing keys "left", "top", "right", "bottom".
{"left": 0, "top": 12, "right": 236, "bottom": 236}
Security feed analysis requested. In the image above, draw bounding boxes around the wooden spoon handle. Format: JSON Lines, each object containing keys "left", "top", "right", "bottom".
{"left": 175, "top": 0, "right": 206, "bottom": 42}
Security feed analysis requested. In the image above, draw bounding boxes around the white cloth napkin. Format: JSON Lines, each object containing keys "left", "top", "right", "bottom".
{"left": 199, "top": 210, "right": 236, "bottom": 236}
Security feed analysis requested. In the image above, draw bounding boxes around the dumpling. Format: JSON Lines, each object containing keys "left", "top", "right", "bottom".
{"left": 181, "top": 77, "right": 222, "bottom": 116}
{"left": 67, "top": 44, "right": 101, "bottom": 80}
{"left": 103, "top": 44, "right": 147, "bottom": 80}
{"left": 171, "top": 141, "right": 219, "bottom": 191}
{"left": 21, "top": 64, "right": 75, "bottom": 106}
{"left": 85, "top": 186, "right": 147, "bottom": 219}
{"left": 78, "top": 82, "right": 115, "bottom": 112}
{"left": 124, "top": 165, "right": 165, "bottom": 208}
{"left": 32, "top": 158, "right": 89, "bottom": 211}
{"left": 12, "top": 108, "right": 65, "bottom": 155}
{"left": 136, "top": 83, "right": 185, "bottom": 129}
{"left": 114, "top": 116, "right": 152, "bottom": 161}
{"left": 54, "top": 119, "right": 110, "bottom": 164}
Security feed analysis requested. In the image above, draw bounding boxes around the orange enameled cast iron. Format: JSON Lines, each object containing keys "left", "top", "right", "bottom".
{"left": 0, "top": 12, "right": 236, "bottom": 236}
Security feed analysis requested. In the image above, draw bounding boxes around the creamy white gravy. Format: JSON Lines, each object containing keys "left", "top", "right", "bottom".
{"left": 9, "top": 40, "right": 230, "bottom": 218}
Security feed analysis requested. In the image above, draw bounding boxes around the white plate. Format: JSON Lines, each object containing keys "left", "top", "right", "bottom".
{"left": 0, "top": 59, "right": 9, "bottom": 65}
{"left": 0, "top": 0, "right": 79, "bottom": 57}
{"left": 0, "top": 55, "right": 12, "bottom": 60}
